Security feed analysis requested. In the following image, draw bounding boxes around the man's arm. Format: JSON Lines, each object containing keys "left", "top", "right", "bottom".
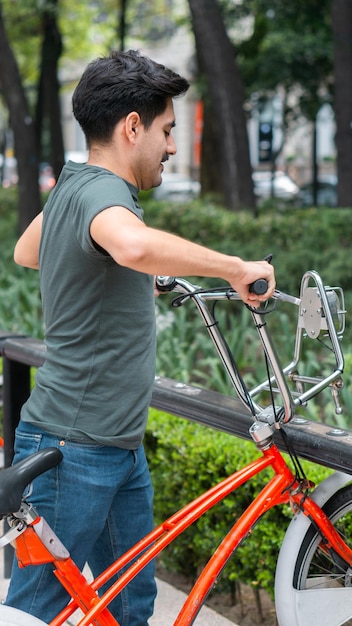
{"left": 90, "top": 206, "right": 275, "bottom": 306}
{"left": 14, "top": 212, "right": 43, "bottom": 270}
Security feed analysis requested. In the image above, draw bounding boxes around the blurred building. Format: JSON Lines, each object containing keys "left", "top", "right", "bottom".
{"left": 60, "top": 1, "right": 198, "bottom": 178}
{"left": 58, "top": 0, "right": 336, "bottom": 186}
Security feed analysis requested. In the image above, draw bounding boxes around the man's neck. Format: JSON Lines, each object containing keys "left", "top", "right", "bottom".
{"left": 88, "top": 145, "right": 130, "bottom": 179}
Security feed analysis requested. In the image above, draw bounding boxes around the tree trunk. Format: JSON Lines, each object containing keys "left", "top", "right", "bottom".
{"left": 118, "top": 0, "right": 128, "bottom": 51}
{"left": 200, "top": 90, "right": 223, "bottom": 199}
{"left": 36, "top": 1, "right": 65, "bottom": 181}
{"left": 188, "top": 0, "right": 255, "bottom": 212}
{"left": 0, "top": 3, "right": 41, "bottom": 232}
{"left": 331, "top": 0, "right": 352, "bottom": 207}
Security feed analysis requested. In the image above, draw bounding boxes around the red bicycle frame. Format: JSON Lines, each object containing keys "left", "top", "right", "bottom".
{"left": 11, "top": 439, "right": 352, "bottom": 626}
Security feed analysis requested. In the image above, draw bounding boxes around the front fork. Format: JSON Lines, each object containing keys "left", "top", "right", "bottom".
{"left": 251, "top": 421, "right": 352, "bottom": 570}
{"left": 291, "top": 489, "right": 352, "bottom": 568}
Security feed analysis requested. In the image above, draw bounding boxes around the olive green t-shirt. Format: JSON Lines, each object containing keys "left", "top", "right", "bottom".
{"left": 21, "top": 161, "right": 156, "bottom": 449}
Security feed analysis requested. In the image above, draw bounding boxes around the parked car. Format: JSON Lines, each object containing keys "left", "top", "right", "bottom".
{"left": 0, "top": 154, "right": 18, "bottom": 188}
{"left": 40, "top": 153, "right": 88, "bottom": 191}
{"left": 252, "top": 170, "right": 299, "bottom": 202}
{"left": 153, "top": 172, "right": 201, "bottom": 202}
{"left": 39, "top": 163, "right": 56, "bottom": 192}
{"left": 297, "top": 175, "right": 337, "bottom": 207}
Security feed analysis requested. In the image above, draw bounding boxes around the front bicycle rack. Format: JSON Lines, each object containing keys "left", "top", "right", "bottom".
{"left": 250, "top": 270, "right": 346, "bottom": 420}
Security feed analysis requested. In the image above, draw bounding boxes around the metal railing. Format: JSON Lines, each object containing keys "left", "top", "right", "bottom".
{"left": 2, "top": 330, "right": 352, "bottom": 577}
{"left": 1, "top": 333, "right": 352, "bottom": 475}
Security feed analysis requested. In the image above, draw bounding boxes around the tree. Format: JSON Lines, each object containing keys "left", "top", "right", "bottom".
{"left": 0, "top": 2, "right": 41, "bottom": 232}
{"left": 188, "top": 0, "right": 256, "bottom": 212}
{"left": 36, "top": 0, "right": 65, "bottom": 180}
{"left": 0, "top": 0, "right": 98, "bottom": 232}
{"left": 118, "top": 0, "right": 128, "bottom": 51}
{"left": 331, "top": 0, "right": 352, "bottom": 207}
{"left": 0, "top": 0, "right": 128, "bottom": 227}
{"left": 236, "top": 0, "right": 333, "bottom": 203}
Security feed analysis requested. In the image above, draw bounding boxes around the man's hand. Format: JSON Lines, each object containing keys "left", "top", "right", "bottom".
{"left": 230, "top": 259, "right": 275, "bottom": 308}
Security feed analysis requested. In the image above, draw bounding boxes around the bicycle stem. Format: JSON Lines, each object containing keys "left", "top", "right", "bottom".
{"left": 249, "top": 307, "right": 295, "bottom": 423}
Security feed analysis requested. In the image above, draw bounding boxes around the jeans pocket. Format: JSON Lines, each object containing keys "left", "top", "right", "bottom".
{"left": 13, "top": 424, "right": 43, "bottom": 463}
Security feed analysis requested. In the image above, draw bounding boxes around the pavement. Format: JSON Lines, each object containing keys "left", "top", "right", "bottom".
{"left": 150, "top": 577, "right": 236, "bottom": 626}
{"left": 0, "top": 566, "right": 236, "bottom": 625}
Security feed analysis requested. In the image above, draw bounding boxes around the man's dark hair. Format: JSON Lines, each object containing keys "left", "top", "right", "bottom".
{"left": 72, "top": 49, "right": 190, "bottom": 145}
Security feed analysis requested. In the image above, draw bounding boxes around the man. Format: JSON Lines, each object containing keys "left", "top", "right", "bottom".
{"left": 6, "top": 50, "right": 275, "bottom": 625}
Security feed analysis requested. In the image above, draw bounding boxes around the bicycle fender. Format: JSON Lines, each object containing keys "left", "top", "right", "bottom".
{"left": 275, "top": 471, "right": 352, "bottom": 626}
{"left": 0, "top": 605, "right": 48, "bottom": 625}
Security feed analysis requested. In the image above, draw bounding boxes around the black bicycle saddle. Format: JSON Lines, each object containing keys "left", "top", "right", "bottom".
{"left": 0, "top": 447, "right": 63, "bottom": 516}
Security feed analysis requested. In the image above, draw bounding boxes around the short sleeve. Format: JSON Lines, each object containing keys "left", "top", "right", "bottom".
{"left": 71, "top": 171, "right": 142, "bottom": 254}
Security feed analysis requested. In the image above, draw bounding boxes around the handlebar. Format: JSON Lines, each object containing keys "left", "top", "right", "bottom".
{"left": 156, "top": 276, "right": 269, "bottom": 297}
{"left": 155, "top": 272, "right": 346, "bottom": 426}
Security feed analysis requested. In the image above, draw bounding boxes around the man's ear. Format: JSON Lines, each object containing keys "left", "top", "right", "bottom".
{"left": 125, "top": 111, "right": 141, "bottom": 142}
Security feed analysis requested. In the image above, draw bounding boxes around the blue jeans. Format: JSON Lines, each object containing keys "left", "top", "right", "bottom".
{"left": 5, "top": 421, "right": 157, "bottom": 625}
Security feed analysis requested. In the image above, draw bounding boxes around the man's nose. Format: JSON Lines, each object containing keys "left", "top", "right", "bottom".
{"left": 167, "top": 135, "right": 177, "bottom": 155}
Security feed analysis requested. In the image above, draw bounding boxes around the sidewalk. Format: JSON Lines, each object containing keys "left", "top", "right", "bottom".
{"left": 0, "top": 558, "right": 237, "bottom": 625}
{"left": 150, "top": 577, "right": 237, "bottom": 626}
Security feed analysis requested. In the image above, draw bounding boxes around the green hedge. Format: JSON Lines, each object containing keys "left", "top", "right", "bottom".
{"left": 145, "top": 408, "right": 332, "bottom": 597}
{"left": 0, "top": 189, "right": 43, "bottom": 337}
{"left": 2, "top": 188, "right": 352, "bottom": 335}
{"left": 145, "top": 196, "right": 352, "bottom": 296}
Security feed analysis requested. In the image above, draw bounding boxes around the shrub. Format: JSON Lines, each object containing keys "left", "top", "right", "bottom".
{"left": 145, "top": 197, "right": 352, "bottom": 295}
{"left": 0, "top": 189, "right": 43, "bottom": 337}
{"left": 145, "top": 408, "right": 332, "bottom": 597}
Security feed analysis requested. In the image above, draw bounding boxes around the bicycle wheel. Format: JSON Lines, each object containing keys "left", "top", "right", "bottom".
{"left": 276, "top": 483, "right": 352, "bottom": 626}
{"left": 0, "top": 605, "right": 48, "bottom": 625}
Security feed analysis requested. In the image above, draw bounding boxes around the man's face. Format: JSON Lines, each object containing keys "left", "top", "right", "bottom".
{"left": 135, "top": 98, "right": 177, "bottom": 191}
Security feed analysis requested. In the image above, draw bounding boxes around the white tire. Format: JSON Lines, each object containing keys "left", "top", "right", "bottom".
{"left": 0, "top": 605, "right": 48, "bottom": 625}
{"left": 275, "top": 471, "right": 352, "bottom": 626}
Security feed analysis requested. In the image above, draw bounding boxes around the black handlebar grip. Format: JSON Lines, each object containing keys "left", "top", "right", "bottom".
{"left": 249, "top": 254, "right": 272, "bottom": 295}
{"left": 249, "top": 278, "right": 269, "bottom": 295}
{"left": 155, "top": 276, "right": 177, "bottom": 292}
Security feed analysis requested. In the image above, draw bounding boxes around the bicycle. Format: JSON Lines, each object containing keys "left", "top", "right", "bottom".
{"left": 0, "top": 269, "right": 351, "bottom": 625}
